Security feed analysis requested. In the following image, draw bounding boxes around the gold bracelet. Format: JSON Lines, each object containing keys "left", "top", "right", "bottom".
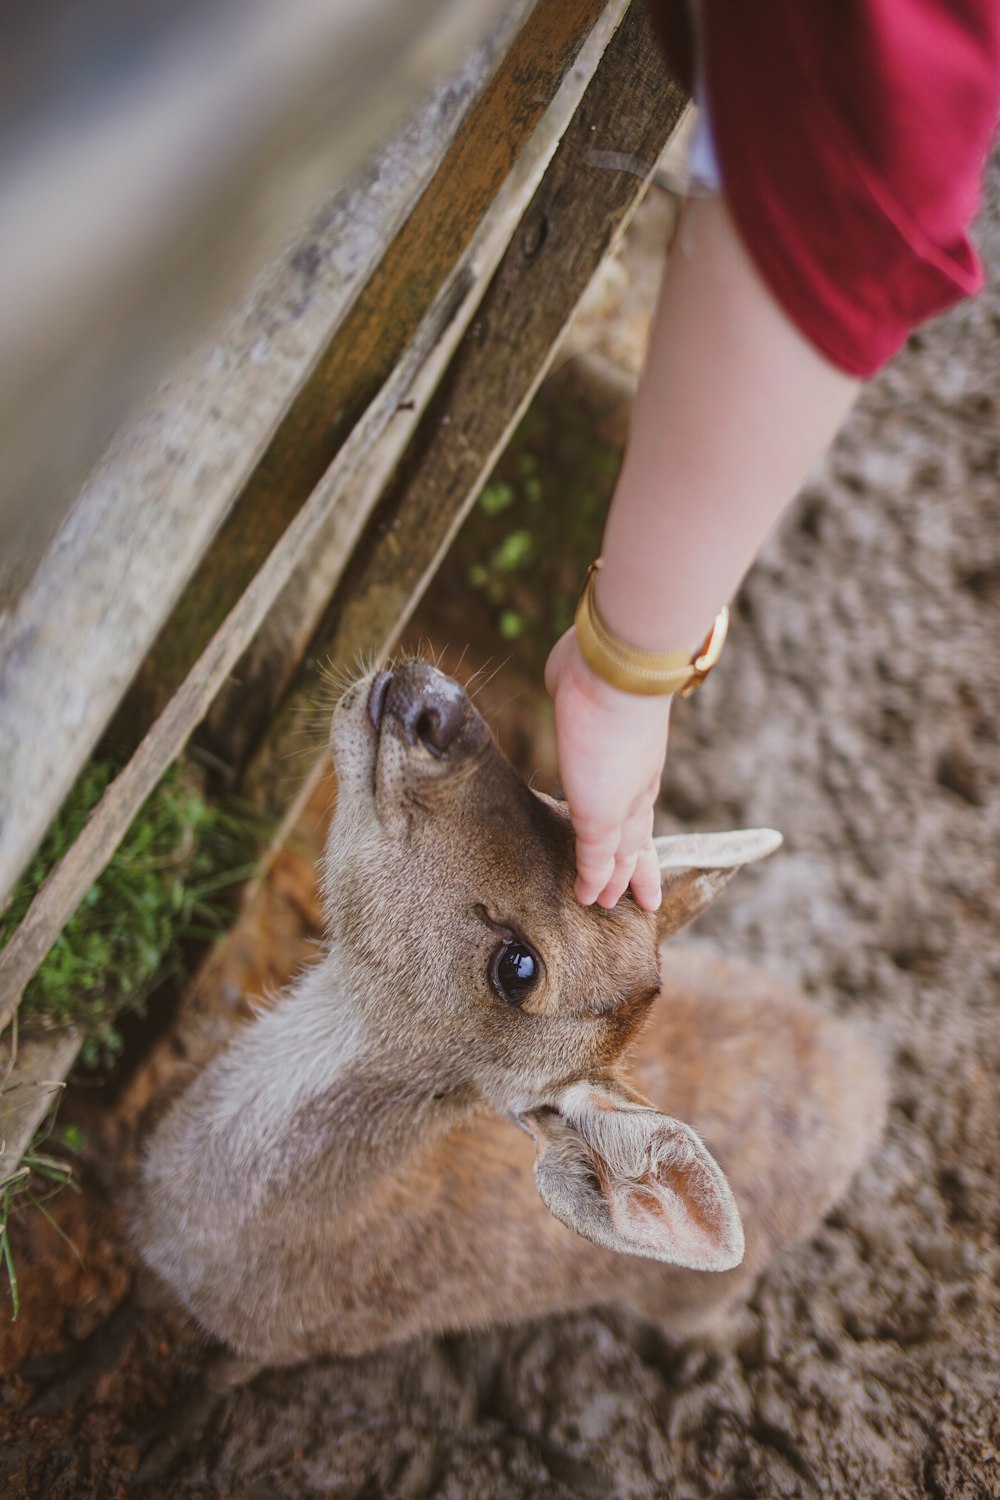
{"left": 573, "top": 559, "right": 729, "bottom": 698}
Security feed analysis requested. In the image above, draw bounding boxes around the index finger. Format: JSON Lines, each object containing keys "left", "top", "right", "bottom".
{"left": 573, "top": 826, "right": 620, "bottom": 906}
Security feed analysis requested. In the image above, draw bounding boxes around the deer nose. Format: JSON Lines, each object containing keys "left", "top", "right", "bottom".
{"left": 387, "top": 666, "right": 471, "bottom": 758}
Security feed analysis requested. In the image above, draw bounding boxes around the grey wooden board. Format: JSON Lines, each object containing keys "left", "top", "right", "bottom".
{"left": 0, "top": 0, "right": 537, "bottom": 911}
{"left": 0, "top": 0, "right": 630, "bottom": 1041}
{"left": 263, "top": 0, "right": 679, "bottom": 854}
{"left": 0, "top": 1029, "right": 81, "bottom": 1188}
{"left": 0, "top": 0, "right": 517, "bottom": 606}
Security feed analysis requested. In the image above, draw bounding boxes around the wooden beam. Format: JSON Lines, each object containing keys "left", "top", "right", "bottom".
{"left": 0, "top": 1, "right": 537, "bottom": 910}
{"left": 248, "top": 1, "right": 685, "bottom": 834}
{"left": 0, "top": 0, "right": 517, "bottom": 605}
{"left": 0, "top": 2, "right": 633, "bottom": 1036}
{"left": 0, "top": 1031, "right": 81, "bottom": 1189}
{"left": 114, "top": 0, "right": 611, "bottom": 771}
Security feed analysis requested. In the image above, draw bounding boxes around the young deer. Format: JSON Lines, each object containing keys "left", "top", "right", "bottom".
{"left": 133, "top": 660, "right": 885, "bottom": 1377}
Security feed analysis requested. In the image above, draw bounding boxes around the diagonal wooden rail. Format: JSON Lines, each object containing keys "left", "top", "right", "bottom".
{"left": 0, "top": 0, "right": 652, "bottom": 1035}
{"left": 111, "top": 0, "right": 613, "bottom": 768}
{"left": 0, "top": 0, "right": 686, "bottom": 1175}
{"left": 249, "top": 1, "right": 684, "bottom": 831}
{"left": 0, "top": 0, "right": 516, "bottom": 606}
{"left": 0, "top": 0, "right": 537, "bottom": 911}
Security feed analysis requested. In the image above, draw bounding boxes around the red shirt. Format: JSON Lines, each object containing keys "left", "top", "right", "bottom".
{"left": 649, "top": 1, "right": 1000, "bottom": 375}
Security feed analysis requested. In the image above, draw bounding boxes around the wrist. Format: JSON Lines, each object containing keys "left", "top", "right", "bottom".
{"left": 594, "top": 554, "right": 706, "bottom": 657}
{"left": 574, "top": 560, "right": 728, "bottom": 700}
{"left": 564, "top": 627, "right": 673, "bottom": 721}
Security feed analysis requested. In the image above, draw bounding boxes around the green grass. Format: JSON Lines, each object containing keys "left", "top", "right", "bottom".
{"left": 0, "top": 1128, "right": 78, "bottom": 1320}
{"left": 0, "top": 1107, "right": 81, "bottom": 1322}
{"left": 1, "top": 758, "right": 264, "bottom": 1068}
{"left": 452, "top": 402, "right": 622, "bottom": 676}
{"left": 1, "top": 756, "right": 266, "bottom": 1317}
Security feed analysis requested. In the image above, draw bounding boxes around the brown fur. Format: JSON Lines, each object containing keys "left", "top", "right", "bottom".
{"left": 132, "top": 662, "right": 886, "bottom": 1367}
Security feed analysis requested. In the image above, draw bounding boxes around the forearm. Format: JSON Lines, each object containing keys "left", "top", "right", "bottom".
{"left": 597, "top": 195, "right": 860, "bottom": 651}
{"left": 547, "top": 193, "right": 861, "bottom": 912}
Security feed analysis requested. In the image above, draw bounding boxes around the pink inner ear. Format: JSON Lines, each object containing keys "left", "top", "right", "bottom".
{"left": 610, "top": 1165, "right": 731, "bottom": 1264}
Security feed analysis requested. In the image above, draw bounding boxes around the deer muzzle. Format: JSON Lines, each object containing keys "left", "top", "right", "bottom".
{"left": 370, "top": 663, "right": 489, "bottom": 761}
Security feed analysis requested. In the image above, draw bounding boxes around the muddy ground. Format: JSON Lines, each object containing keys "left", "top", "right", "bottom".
{"left": 2, "top": 159, "right": 999, "bottom": 1498}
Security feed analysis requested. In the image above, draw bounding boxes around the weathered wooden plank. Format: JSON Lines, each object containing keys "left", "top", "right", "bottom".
{"left": 248, "top": 1, "right": 685, "bottom": 833}
{"left": 0, "top": 1030, "right": 81, "bottom": 1188}
{"left": 115, "top": 0, "right": 612, "bottom": 770}
{"left": 0, "top": 2, "right": 632, "bottom": 1037}
{"left": 0, "top": 0, "right": 515, "bottom": 608}
{"left": 0, "top": 2, "right": 536, "bottom": 912}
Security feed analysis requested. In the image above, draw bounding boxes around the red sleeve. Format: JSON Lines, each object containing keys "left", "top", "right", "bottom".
{"left": 648, "top": 1, "right": 1000, "bottom": 376}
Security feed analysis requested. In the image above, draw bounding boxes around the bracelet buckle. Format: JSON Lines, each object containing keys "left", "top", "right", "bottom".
{"left": 682, "top": 606, "right": 730, "bottom": 696}
{"left": 574, "top": 558, "right": 730, "bottom": 698}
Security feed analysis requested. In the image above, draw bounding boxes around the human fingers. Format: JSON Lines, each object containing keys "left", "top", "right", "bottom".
{"left": 596, "top": 847, "right": 639, "bottom": 910}
{"left": 544, "top": 628, "right": 574, "bottom": 700}
{"left": 629, "top": 839, "right": 662, "bottom": 912}
{"left": 573, "top": 825, "right": 620, "bottom": 907}
{"left": 596, "top": 800, "right": 655, "bottom": 909}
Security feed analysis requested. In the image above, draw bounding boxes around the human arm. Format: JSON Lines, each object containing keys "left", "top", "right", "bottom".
{"left": 546, "top": 194, "right": 859, "bottom": 912}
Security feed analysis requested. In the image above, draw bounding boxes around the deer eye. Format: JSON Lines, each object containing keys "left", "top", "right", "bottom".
{"left": 490, "top": 941, "right": 541, "bottom": 1006}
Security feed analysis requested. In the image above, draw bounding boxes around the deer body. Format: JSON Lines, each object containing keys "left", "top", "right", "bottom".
{"left": 134, "top": 663, "right": 885, "bottom": 1368}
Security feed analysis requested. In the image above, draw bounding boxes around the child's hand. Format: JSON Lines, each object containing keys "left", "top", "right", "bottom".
{"left": 545, "top": 627, "right": 670, "bottom": 912}
{"left": 542, "top": 198, "right": 859, "bottom": 914}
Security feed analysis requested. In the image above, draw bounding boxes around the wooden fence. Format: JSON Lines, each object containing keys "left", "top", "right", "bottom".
{"left": 0, "top": 0, "right": 687, "bottom": 1181}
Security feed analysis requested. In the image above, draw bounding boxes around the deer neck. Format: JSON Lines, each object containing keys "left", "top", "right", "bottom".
{"left": 177, "top": 953, "right": 476, "bottom": 1222}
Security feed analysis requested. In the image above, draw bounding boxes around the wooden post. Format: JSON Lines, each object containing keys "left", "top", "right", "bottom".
{"left": 112, "top": 0, "right": 612, "bottom": 766}
{"left": 248, "top": 1, "right": 684, "bottom": 833}
{"left": 0, "top": 0, "right": 517, "bottom": 605}
{"left": 0, "top": 0, "right": 645, "bottom": 1033}
{"left": 0, "top": 1, "right": 538, "bottom": 910}
{"left": 0, "top": 4, "right": 690, "bottom": 1185}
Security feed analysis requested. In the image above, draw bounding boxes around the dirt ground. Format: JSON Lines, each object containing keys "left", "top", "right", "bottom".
{"left": 3, "top": 154, "right": 1000, "bottom": 1498}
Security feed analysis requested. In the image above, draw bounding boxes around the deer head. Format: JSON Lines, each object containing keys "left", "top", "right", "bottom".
{"left": 326, "top": 661, "right": 780, "bottom": 1273}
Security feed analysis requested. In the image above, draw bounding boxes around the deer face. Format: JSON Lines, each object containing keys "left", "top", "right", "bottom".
{"left": 328, "top": 660, "right": 661, "bottom": 1095}
{"left": 327, "top": 661, "right": 780, "bottom": 1272}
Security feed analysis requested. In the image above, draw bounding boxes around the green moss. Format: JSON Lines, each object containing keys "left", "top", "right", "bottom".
{"left": 478, "top": 480, "right": 515, "bottom": 517}
{"left": 1, "top": 763, "right": 262, "bottom": 1317}
{"left": 1, "top": 760, "right": 262, "bottom": 1068}
{"left": 499, "top": 610, "right": 524, "bottom": 640}
{"left": 0, "top": 1101, "right": 84, "bottom": 1320}
{"left": 445, "top": 381, "right": 623, "bottom": 678}
{"left": 491, "top": 529, "right": 535, "bottom": 574}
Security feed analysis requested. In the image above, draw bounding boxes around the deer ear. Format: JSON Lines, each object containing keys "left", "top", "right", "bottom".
{"left": 654, "top": 828, "right": 782, "bottom": 938}
{"left": 521, "top": 1080, "right": 744, "bottom": 1271}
